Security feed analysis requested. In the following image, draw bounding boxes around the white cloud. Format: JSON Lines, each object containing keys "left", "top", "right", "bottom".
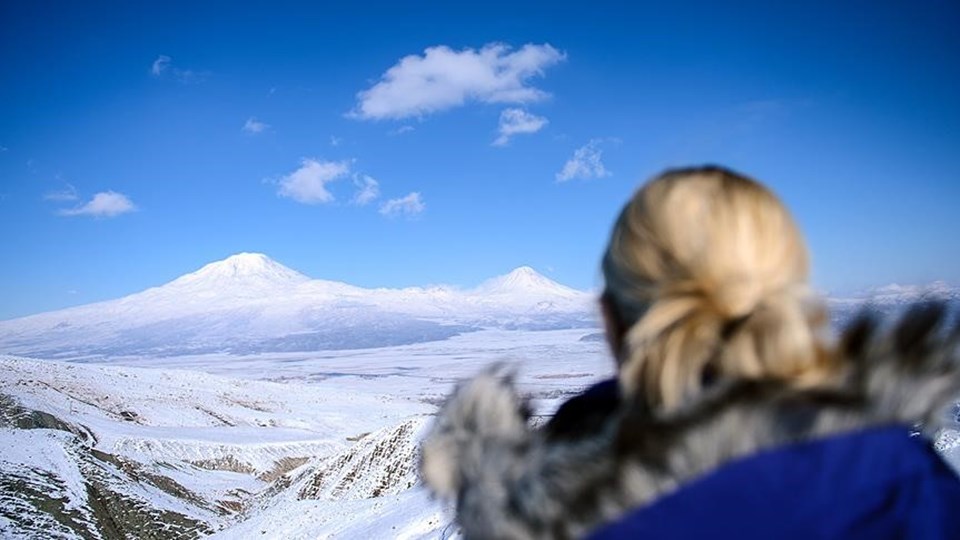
{"left": 379, "top": 192, "right": 425, "bottom": 217}
{"left": 151, "top": 55, "right": 171, "bottom": 76}
{"left": 351, "top": 43, "right": 565, "bottom": 120}
{"left": 493, "top": 108, "right": 548, "bottom": 146}
{"left": 277, "top": 158, "right": 350, "bottom": 204}
{"left": 390, "top": 125, "right": 415, "bottom": 136}
{"left": 150, "top": 54, "right": 204, "bottom": 83}
{"left": 242, "top": 117, "right": 269, "bottom": 134}
{"left": 352, "top": 175, "right": 380, "bottom": 206}
{"left": 330, "top": 136, "right": 342, "bottom": 147}
{"left": 556, "top": 139, "right": 611, "bottom": 182}
{"left": 59, "top": 191, "right": 137, "bottom": 218}
{"left": 43, "top": 184, "right": 79, "bottom": 202}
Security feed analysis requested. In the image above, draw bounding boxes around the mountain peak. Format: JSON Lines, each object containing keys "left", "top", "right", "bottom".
{"left": 211, "top": 252, "right": 284, "bottom": 275}
{"left": 162, "top": 253, "right": 309, "bottom": 293}
{"left": 477, "top": 266, "right": 581, "bottom": 298}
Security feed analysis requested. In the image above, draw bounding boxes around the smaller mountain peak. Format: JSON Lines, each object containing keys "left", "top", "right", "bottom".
{"left": 477, "top": 266, "right": 582, "bottom": 298}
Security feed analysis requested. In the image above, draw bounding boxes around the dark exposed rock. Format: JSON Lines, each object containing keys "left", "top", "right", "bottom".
{"left": 0, "top": 393, "right": 215, "bottom": 539}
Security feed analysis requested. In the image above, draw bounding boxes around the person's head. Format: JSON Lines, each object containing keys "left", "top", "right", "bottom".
{"left": 601, "top": 166, "right": 834, "bottom": 413}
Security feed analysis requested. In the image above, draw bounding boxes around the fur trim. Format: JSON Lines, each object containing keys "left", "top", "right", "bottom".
{"left": 420, "top": 303, "right": 960, "bottom": 539}
{"left": 420, "top": 365, "right": 531, "bottom": 499}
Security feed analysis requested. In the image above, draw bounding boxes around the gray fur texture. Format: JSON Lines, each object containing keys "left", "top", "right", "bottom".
{"left": 420, "top": 304, "right": 960, "bottom": 539}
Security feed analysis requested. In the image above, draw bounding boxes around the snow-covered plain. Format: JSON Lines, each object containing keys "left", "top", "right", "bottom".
{"left": 1, "top": 254, "right": 958, "bottom": 538}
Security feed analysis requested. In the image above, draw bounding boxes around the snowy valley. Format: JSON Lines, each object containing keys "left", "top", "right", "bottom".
{"left": 1, "top": 254, "right": 958, "bottom": 539}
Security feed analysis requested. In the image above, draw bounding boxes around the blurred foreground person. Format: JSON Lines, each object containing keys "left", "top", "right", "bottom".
{"left": 421, "top": 166, "right": 960, "bottom": 539}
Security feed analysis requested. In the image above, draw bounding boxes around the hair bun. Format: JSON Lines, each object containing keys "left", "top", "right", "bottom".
{"left": 706, "top": 278, "right": 763, "bottom": 320}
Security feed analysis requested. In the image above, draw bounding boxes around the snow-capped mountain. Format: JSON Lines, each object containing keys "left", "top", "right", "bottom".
{"left": 0, "top": 253, "right": 597, "bottom": 359}
{"left": 160, "top": 252, "right": 311, "bottom": 296}
{"left": 475, "top": 266, "right": 583, "bottom": 298}
{"left": 3, "top": 252, "right": 954, "bottom": 360}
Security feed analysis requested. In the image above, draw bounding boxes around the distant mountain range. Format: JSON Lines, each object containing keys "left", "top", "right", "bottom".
{"left": 0, "top": 253, "right": 955, "bottom": 360}
{"left": 0, "top": 253, "right": 597, "bottom": 359}
{"left": 827, "top": 281, "right": 960, "bottom": 325}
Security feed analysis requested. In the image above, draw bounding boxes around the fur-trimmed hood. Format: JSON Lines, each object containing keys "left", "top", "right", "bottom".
{"left": 420, "top": 304, "right": 960, "bottom": 539}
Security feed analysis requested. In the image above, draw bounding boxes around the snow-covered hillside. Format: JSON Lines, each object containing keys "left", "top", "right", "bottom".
{"left": 0, "top": 253, "right": 597, "bottom": 360}
{"left": 0, "top": 354, "right": 443, "bottom": 538}
{"left": 0, "top": 329, "right": 611, "bottom": 539}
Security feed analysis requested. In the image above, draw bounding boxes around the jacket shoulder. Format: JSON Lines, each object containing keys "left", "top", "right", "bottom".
{"left": 588, "top": 425, "right": 960, "bottom": 539}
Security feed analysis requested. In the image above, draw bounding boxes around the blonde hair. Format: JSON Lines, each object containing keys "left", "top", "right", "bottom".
{"left": 603, "top": 166, "right": 836, "bottom": 412}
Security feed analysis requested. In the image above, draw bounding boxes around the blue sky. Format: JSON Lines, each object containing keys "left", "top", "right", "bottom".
{"left": 1, "top": 1, "right": 958, "bottom": 320}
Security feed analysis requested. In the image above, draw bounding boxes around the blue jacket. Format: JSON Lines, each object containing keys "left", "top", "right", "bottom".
{"left": 587, "top": 425, "right": 960, "bottom": 539}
